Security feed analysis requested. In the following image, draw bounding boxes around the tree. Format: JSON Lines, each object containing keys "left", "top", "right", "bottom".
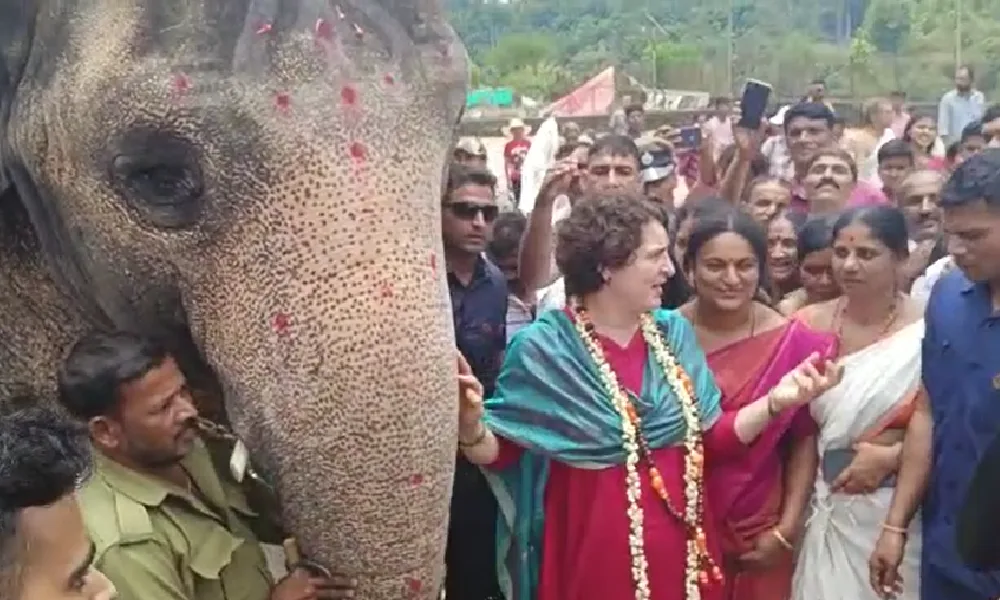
{"left": 445, "top": 0, "right": 998, "bottom": 102}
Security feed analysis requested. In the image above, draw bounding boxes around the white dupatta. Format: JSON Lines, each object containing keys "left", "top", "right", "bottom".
{"left": 792, "top": 321, "right": 924, "bottom": 600}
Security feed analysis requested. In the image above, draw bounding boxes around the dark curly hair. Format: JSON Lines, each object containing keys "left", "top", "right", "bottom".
{"left": 0, "top": 402, "right": 92, "bottom": 598}
{"left": 556, "top": 193, "right": 666, "bottom": 297}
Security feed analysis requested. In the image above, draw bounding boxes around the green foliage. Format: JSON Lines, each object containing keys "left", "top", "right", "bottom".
{"left": 448, "top": 0, "right": 999, "bottom": 102}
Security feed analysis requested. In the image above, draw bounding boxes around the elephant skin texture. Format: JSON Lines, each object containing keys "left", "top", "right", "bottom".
{"left": 0, "top": 1, "right": 469, "bottom": 598}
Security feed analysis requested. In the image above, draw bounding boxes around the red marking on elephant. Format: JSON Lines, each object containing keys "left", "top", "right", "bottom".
{"left": 349, "top": 142, "right": 366, "bottom": 162}
{"left": 379, "top": 281, "right": 394, "bottom": 298}
{"left": 407, "top": 473, "right": 424, "bottom": 486}
{"left": 314, "top": 18, "right": 333, "bottom": 40}
{"left": 255, "top": 21, "right": 272, "bottom": 35}
{"left": 341, "top": 85, "right": 358, "bottom": 107}
{"left": 271, "top": 312, "right": 291, "bottom": 334}
{"left": 383, "top": 73, "right": 395, "bottom": 85}
{"left": 404, "top": 578, "right": 422, "bottom": 595}
{"left": 352, "top": 24, "right": 364, "bottom": 40}
{"left": 274, "top": 92, "right": 291, "bottom": 112}
{"left": 430, "top": 253, "right": 437, "bottom": 274}
{"left": 171, "top": 73, "right": 191, "bottom": 95}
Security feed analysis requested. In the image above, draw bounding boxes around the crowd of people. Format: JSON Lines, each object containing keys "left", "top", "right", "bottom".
{"left": 4, "top": 67, "right": 1000, "bottom": 600}
{"left": 444, "top": 67, "right": 1000, "bottom": 600}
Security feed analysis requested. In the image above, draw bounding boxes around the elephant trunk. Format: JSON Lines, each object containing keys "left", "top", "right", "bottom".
{"left": 189, "top": 157, "right": 459, "bottom": 599}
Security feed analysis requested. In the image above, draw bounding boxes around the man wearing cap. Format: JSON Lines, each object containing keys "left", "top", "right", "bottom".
{"left": 454, "top": 138, "right": 488, "bottom": 170}
{"left": 561, "top": 121, "right": 581, "bottom": 146}
{"left": 640, "top": 145, "right": 678, "bottom": 208}
{"left": 502, "top": 118, "right": 532, "bottom": 201}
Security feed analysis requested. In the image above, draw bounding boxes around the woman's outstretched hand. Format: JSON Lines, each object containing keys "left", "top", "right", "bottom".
{"left": 768, "top": 352, "right": 844, "bottom": 411}
{"left": 457, "top": 352, "right": 485, "bottom": 434}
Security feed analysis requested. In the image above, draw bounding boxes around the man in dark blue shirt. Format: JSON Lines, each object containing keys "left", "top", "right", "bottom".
{"left": 441, "top": 163, "right": 507, "bottom": 600}
{"left": 878, "top": 149, "right": 1000, "bottom": 598}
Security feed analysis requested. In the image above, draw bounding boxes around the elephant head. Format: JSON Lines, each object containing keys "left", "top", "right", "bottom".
{"left": 0, "top": 0, "right": 468, "bottom": 597}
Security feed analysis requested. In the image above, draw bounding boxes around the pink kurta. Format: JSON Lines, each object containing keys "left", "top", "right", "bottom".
{"left": 490, "top": 329, "right": 744, "bottom": 600}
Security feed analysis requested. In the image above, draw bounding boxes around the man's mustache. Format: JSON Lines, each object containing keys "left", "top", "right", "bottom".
{"left": 816, "top": 177, "right": 839, "bottom": 189}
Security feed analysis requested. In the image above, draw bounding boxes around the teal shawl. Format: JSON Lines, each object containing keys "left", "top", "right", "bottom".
{"left": 481, "top": 309, "right": 722, "bottom": 600}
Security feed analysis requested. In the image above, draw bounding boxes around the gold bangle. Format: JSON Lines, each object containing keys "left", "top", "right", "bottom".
{"left": 458, "top": 424, "right": 488, "bottom": 449}
{"left": 772, "top": 528, "right": 794, "bottom": 551}
{"left": 882, "top": 522, "right": 908, "bottom": 536}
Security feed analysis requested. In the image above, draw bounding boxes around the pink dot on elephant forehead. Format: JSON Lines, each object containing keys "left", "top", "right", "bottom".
{"left": 171, "top": 73, "right": 191, "bottom": 94}
{"left": 274, "top": 92, "right": 291, "bottom": 111}
{"left": 341, "top": 85, "right": 358, "bottom": 106}
{"left": 271, "top": 312, "right": 291, "bottom": 334}
{"left": 349, "top": 142, "right": 366, "bottom": 161}
{"left": 255, "top": 21, "right": 272, "bottom": 35}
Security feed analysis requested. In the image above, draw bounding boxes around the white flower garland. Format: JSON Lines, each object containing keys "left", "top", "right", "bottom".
{"left": 571, "top": 305, "right": 720, "bottom": 600}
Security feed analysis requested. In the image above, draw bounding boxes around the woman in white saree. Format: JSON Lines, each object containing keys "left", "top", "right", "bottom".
{"left": 790, "top": 206, "right": 928, "bottom": 600}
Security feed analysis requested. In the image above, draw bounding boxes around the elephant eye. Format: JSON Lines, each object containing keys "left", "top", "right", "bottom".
{"left": 109, "top": 132, "right": 205, "bottom": 229}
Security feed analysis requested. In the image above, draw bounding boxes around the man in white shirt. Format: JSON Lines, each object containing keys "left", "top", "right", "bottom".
{"left": 704, "top": 96, "right": 735, "bottom": 161}
{"left": 938, "top": 65, "right": 985, "bottom": 145}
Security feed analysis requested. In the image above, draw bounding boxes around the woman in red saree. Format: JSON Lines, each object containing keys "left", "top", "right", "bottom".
{"left": 678, "top": 209, "right": 835, "bottom": 600}
{"left": 455, "top": 195, "right": 843, "bottom": 600}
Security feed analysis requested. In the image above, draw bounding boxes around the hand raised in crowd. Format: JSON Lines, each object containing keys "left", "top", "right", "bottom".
{"left": 732, "top": 122, "right": 764, "bottom": 156}
{"left": 832, "top": 442, "right": 900, "bottom": 495}
{"left": 767, "top": 352, "right": 844, "bottom": 411}
{"left": 538, "top": 158, "right": 582, "bottom": 203}
{"left": 457, "top": 351, "right": 485, "bottom": 438}
{"left": 271, "top": 568, "right": 357, "bottom": 600}
{"left": 900, "top": 239, "right": 936, "bottom": 284}
{"left": 869, "top": 530, "right": 906, "bottom": 600}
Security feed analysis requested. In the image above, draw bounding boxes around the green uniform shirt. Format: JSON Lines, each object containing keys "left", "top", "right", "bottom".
{"left": 78, "top": 439, "right": 275, "bottom": 600}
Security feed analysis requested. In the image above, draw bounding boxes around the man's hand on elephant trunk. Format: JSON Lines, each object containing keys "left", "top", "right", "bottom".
{"left": 272, "top": 568, "right": 357, "bottom": 600}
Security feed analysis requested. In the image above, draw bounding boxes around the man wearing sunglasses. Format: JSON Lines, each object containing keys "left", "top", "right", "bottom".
{"left": 441, "top": 163, "right": 508, "bottom": 600}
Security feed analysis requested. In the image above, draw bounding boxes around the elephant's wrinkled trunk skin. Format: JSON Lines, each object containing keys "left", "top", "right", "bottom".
{"left": 194, "top": 204, "right": 459, "bottom": 598}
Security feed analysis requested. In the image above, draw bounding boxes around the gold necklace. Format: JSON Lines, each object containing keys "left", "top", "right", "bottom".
{"left": 571, "top": 302, "right": 722, "bottom": 600}
{"left": 834, "top": 293, "right": 902, "bottom": 351}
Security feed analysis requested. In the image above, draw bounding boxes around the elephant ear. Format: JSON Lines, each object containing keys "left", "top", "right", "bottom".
{"left": 957, "top": 429, "right": 1000, "bottom": 570}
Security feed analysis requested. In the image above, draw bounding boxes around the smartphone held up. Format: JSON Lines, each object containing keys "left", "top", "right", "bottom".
{"left": 738, "top": 79, "right": 773, "bottom": 130}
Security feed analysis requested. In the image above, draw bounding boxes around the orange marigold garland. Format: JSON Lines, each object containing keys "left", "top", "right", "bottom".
{"left": 571, "top": 303, "right": 722, "bottom": 600}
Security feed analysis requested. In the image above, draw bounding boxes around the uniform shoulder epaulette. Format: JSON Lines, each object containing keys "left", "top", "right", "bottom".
{"left": 77, "top": 474, "right": 156, "bottom": 559}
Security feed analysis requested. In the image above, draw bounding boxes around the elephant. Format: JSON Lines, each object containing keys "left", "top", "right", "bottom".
{"left": 0, "top": 1, "right": 469, "bottom": 598}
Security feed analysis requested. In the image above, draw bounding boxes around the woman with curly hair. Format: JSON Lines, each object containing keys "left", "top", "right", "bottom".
{"left": 454, "top": 192, "right": 843, "bottom": 600}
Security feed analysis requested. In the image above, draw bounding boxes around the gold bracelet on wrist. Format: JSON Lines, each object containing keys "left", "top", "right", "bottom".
{"left": 458, "top": 423, "right": 488, "bottom": 449}
{"left": 772, "top": 527, "right": 794, "bottom": 551}
{"left": 882, "top": 522, "right": 907, "bottom": 536}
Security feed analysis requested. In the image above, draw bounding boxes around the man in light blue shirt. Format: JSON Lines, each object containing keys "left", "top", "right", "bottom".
{"left": 938, "top": 65, "right": 984, "bottom": 145}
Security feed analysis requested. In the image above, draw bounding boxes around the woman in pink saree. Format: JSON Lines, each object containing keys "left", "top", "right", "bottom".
{"left": 679, "top": 209, "right": 834, "bottom": 600}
